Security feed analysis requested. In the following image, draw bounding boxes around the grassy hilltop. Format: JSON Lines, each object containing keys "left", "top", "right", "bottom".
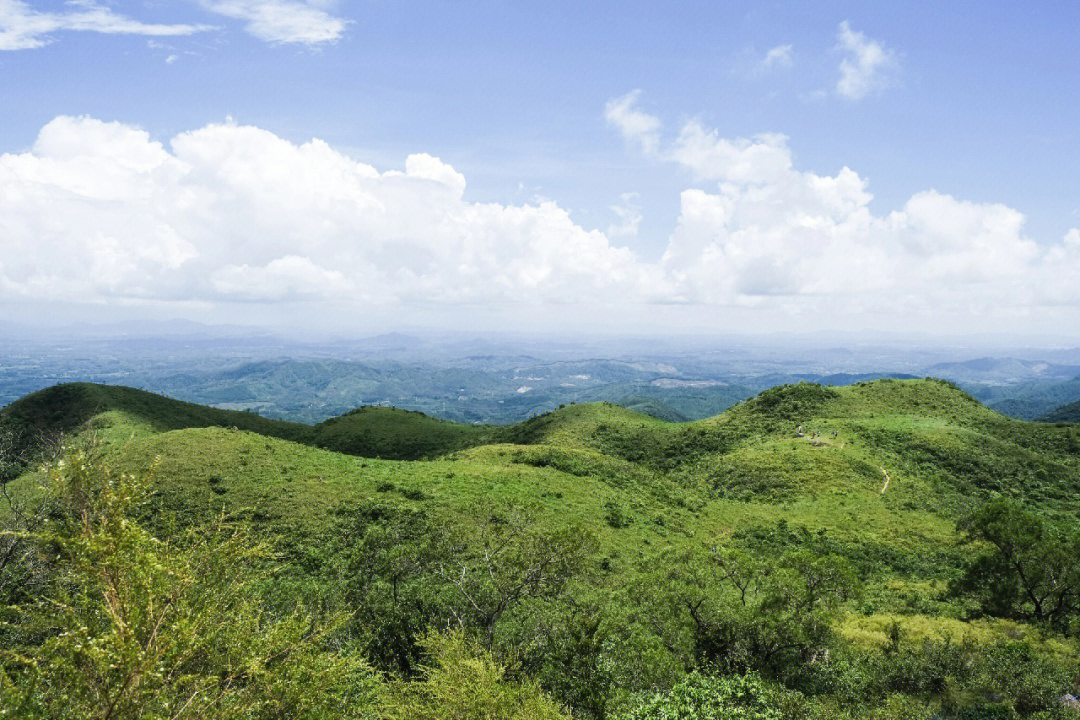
{"left": 2, "top": 379, "right": 1079, "bottom": 719}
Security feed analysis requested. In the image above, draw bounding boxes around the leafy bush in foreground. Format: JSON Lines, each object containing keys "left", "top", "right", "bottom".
{"left": 0, "top": 453, "right": 378, "bottom": 719}
{"left": 380, "top": 630, "right": 570, "bottom": 720}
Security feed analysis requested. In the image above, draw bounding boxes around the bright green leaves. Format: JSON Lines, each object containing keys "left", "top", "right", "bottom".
{"left": 618, "top": 671, "right": 783, "bottom": 720}
{"left": 0, "top": 452, "right": 379, "bottom": 719}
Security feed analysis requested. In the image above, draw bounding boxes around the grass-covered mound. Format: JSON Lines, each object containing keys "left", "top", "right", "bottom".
{"left": 312, "top": 405, "right": 498, "bottom": 459}
{"left": 2, "top": 378, "right": 1079, "bottom": 719}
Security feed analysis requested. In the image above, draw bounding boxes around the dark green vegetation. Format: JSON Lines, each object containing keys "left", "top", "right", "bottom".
{"left": 3, "top": 379, "right": 1080, "bottom": 718}
{"left": 313, "top": 405, "right": 497, "bottom": 459}
{"left": 0, "top": 382, "right": 310, "bottom": 446}
{"left": 1041, "top": 400, "right": 1080, "bottom": 424}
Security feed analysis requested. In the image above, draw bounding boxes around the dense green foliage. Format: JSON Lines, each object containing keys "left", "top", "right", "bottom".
{"left": 3, "top": 378, "right": 1080, "bottom": 718}
{"left": 616, "top": 672, "right": 782, "bottom": 720}
{"left": 0, "top": 453, "right": 380, "bottom": 719}
{"left": 380, "top": 631, "right": 570, "bottom": 720}
{"left": 955, "top": 499, "right": 1080, "bottom": 629}
{"left": 313, "top": 406, "right": 497, "bottom": 459}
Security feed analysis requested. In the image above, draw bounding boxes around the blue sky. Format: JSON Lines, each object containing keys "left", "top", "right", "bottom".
{"left": 3, "top": 1, "right": 1080, "bottom": 337}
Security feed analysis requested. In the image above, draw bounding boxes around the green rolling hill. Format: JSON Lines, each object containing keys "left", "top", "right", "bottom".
{"left": 0, "top": 382, "right": 310, "bottom": 443}
{"left": 0, "top": 382, "right": 494, "bottom": 461}
{"left": 312, "top": 405, "right": 499, "bottom": 459}
{"left": 2, "top": 379, "right": 1079, "bottom": 719}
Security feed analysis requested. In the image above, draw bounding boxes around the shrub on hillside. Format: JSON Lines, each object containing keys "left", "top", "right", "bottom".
{"left": 617, "top": 671, "right": 782, "bottom": 720}
{"left": 0, "top": 453, "right": 378, "bottom": 719}
{"left": 954, "top": 498, "right": 1080, "bottom": 630}
{"left": 380, "top": 630, "right": 570, "bottom": 720}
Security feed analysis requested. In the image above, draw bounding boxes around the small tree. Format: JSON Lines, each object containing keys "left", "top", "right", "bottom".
{"left": 954, "top": 498, "right": 1080, "bottom": 629}
{"left": 0, "top": 426, "right": 58, "bottom": 617}
{"left": 635, "top": 544, "right": 859, "bottom": 683}
{"left": 432, "top": 503, "right": 598, "bottom": 647}
{"left": 335, "top": 498, "right": 597, "bottom": 672}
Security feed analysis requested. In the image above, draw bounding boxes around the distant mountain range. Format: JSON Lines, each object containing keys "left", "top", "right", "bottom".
{"left": 924, "top": 357, "right": 1080, "bottom": 384}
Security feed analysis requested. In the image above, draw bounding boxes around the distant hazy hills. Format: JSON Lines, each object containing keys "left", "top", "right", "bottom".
{"left": 122, "top": 359, "right": 933, "bottom": 425}
{"left": 1041, "top": 399, "right": 1080, "bottom": 423}
{"left": 8, "top": 340, "right": 1080, "bottom": 427}
{"left": 925, "top": 356, "right": 1080, "bottom": 384}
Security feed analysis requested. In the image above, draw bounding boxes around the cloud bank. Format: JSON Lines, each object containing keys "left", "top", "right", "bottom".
{"left": 2, "top": 110, "right": 1079, "bottom": 333}
{"left": 0, "top": 116, "right": 651, "bottom": 312}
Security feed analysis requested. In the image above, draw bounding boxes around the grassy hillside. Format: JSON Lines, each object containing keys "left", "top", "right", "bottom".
{"left": 0, "top": 382, "right": 310, "bottom": 468}
{"left": 0, "top": 382, "right": 308, "bottom": 439}
{"left": 3, "top": 378, "right": 1080, "bottom": 718}
{"left": 8, "top": 378, "right": 1080, "bottom": 537}
{"left": 0, "top": 382, "right": 499, "bottom": 462}
{"left": 312, "top": 405, "right": 500, "bottom": 459}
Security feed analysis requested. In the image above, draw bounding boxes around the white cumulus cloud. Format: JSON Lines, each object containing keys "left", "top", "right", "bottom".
{"left": 608, "top": 92, "right": 792, "bottom": 185}
{"left": 0, "top": 116, "right": 652, "bottom": 309}
{"left": 2, "top": 110, "right": 1080, "bottom": 334}
{"left": 610, "top": 92, "right": 1080, "bottom": 325}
